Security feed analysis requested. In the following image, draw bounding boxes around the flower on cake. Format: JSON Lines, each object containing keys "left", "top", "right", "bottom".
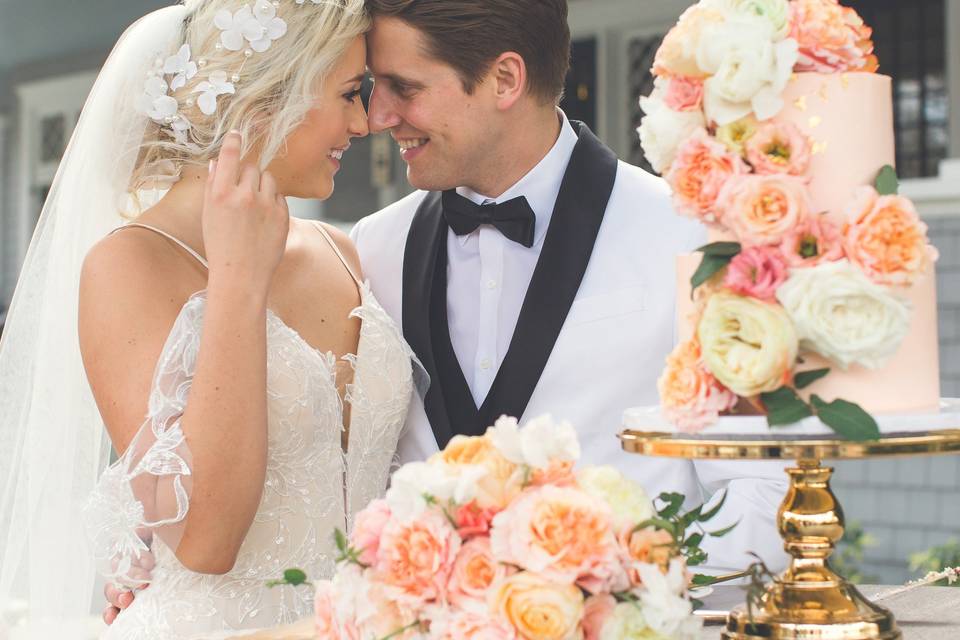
{"left": 776, "top": 259, "right": 912, "bottom": 370}
{"left": 666, "top": 128, "right": 749, "bottom": 223}
{"left": 638, "top": 79, "right": 707, "bottom": 174}
{"left": 658, "top": 338, "right": 739, "bottom": 431}
{"left": 664, "top": 76, "right": 705, "bottom": 112}
{"left": 718, "top": 173, "right": 812, "bottom": 246}
{"left": 698, "top": 292, "right": 799, "bottom": 397}
{"left": 723, "top": 245, "right": 789, "bottom": 301}
{"left": 715, "top": 115, "right": 761, "bottom": 157}
{"left": 842, "top": 186, "right": 939, "bottom": 286}
{"left": 745, "top": 121, "right": 811, "bottom": 176}
{"left": 779, "top": 212, "right": 845, "bottom": 267}
{"left": 704, "top": 0, "right": 792, "bottom": 38}
{"left": 789, "top": 0, "right": 879, "bottom": 73}
{"left": 653, "top": 4, "right": 724, "bottom": 78}
{"left": 697, "top": 13, "right": 799, "bottom": 125}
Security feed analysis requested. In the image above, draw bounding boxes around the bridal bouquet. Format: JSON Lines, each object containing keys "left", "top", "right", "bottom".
{"left": 309, "top": 415, "right": 704, "bottom": 640}
{"left": 639, "top": 0, "right": 938, "bottom": 438}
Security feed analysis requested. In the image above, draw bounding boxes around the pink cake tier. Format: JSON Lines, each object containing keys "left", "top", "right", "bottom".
{"left": 675, "top": 72, "right": 941, "bottom": 416}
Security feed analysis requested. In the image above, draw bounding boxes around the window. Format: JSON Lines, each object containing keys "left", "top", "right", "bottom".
{"left": 561, "top": 38, "right": 599, "bottom": 133}
{"left": 625, "top": 34, "right": 664, "bottom": 173}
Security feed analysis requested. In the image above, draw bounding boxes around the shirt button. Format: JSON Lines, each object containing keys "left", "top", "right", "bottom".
{"left": 480, "top": 358, "right": 492, "bottom": 370}
{"left": 486, "top": 279, "right": 498, "bottom": 290}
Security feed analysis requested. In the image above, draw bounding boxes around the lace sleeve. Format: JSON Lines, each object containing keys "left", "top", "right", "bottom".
{"left": 82, "top": 293, "right": 206, "bottom": 588}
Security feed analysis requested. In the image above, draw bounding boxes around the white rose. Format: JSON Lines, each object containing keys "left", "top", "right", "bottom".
{"left": 702, "top": 0, "right": 791, "bottom": 39}
{"left": 638, "top": 78, "right": 707, "bottom": 174}
{"left": 598, "top": 602, "right": 661, "bottom": 640}
{"left": 577, "top": 466, "right": 654, "bottom": 529}
{"left": 385, "top": 461, "right": 485, "bottom": 520}
{"left": 697, "top": 16, "right": 798, "bottom": 125}
{"left": 486, "top": 414, "right": 580, "bottom": 470}
{"left": 776, "top": 260, "right": 912, "bottom": 370}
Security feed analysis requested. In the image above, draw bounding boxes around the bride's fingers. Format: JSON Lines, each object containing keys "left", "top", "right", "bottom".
{"left": 104, "top": 583, "right": 124, "bottom": 608}
{"left": 239, "top": 163, "right": 261, "bottom": 195}
{"left": 213, "top": 131, "right": 243, "bottom": 191}
{"left": 259, "top": 170, "right": 277, "bottom": 201}
{"left": 103, "top": 605, "right": 120, "bottom": 625}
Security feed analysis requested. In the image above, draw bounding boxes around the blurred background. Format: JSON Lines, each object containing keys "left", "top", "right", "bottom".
{"left": 0, "top": 0, "right": 958, "bottom": 584}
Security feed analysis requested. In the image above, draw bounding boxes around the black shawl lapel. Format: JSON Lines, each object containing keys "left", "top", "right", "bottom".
{"left": 402, "top": 192, "right": 457, "bottom": 448}
{"left": 476, "top": 123, "right": 619, "bottom": 430}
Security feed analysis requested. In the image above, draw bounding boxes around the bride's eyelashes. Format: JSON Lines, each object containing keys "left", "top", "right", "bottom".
{"left": 343, "top": 89, "right": 363, "bottom": 103}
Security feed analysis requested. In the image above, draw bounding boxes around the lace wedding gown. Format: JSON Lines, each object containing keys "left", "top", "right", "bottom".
{"left": 83, "top": 223, "right": 420, "bottom": 639}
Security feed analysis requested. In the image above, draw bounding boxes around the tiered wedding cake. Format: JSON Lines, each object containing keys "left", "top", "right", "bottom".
{"left": 628, "top": 0, "right": 945, "bottom": 439}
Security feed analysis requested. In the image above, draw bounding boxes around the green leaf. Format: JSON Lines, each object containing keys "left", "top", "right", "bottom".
{"left": 690, "top": 254, "right": 733, "bottom": 293}
{"left": 708, "top": 519, "right": 741, "bottom": 538}
{"left": 875, "top": 164, "right": 899, "bottom": 196}
{"left": 679, "top": 505, "right": 703, "bottom": 529}
{"left": 334, "top": 529, "right": 348, "bottom": 554}
{"left": 691, "top": 573, "right": 722, "bottom": 587}
{"left": 657, "top": 492, "right": 685, "bottom": 519}
{"left": 696, "top": 241, "right": 742, "bottom": 258}
{"left": 684, "top": 532, "right": 704, "bottom": 549}
{"left": 761, "top": 386, "right": 814, "bottom": 426}
{"left": 691, "top": 598, "right": 705, "bottom": 611}
{"left": 634, "top": 517, "right": 678, "bottom": 536}
{"left": 283, "top": 568, "right": 308, "bottom": 586}
{"left": 794, "top": 368, "right": 830, "bottom": 390}
{"left": 811, "top": 395, "right": 881, "bottom": 441}
{"left": 686, "top": 547, "right": 708, "bottom": 566}
{"left": 698, "top": 490, "right": 728, "bottom": 523}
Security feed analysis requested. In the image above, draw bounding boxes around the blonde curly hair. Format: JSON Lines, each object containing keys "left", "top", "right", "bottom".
{"left": 131, "top": 0, "right": 369, "bottom": 199}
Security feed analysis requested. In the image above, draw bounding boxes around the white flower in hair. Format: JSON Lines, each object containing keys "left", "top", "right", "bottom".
{"left": 194, "top": 70, "right": 236, "bottom": 116}
{"left": 138, "top": 76, "right": 179, "bottom": 123}
{"left": 215, "top": 1, "right": 288, "bottom": 53}
{"left": 163, "top": 44, "right": 198, "bottom": 91}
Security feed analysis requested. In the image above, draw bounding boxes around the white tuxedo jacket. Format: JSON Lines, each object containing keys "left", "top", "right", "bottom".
{"left": 351, "top": 124, "right": 788, "bottom": 574}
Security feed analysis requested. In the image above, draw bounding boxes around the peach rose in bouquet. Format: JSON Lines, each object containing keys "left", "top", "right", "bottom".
{"left": 430, "top": 433, "right": 521, "bottom": 510}
{"left": 658, "top": 338, "right": 738, "bottom": 432}
{"left": 843, "top": 186, "right": 938, "bottom": 286}
{"left": 718, "top": 173, "right": 812, "bottom": 246}
{"left": 447, "top": 537, "right": 511, "bottom": 613}
{"left": 427, "top": 609, "right": 518, "bottom": 640}
{"left": 490, "top": 572, "right": 585, "bottom": 640}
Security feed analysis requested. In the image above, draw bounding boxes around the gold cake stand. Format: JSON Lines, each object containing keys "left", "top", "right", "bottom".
{"left": 619, "top": 428, "right": 960, "bottom": 640}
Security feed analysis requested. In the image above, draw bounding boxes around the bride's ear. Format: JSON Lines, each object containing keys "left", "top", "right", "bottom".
{"left": 491, "top": 51, "right": 527, "bottom": 111}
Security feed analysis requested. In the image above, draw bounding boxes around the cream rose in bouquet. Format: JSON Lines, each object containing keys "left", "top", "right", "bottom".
{"left": 282, "top": 416, "right": 725, "bottom": 640}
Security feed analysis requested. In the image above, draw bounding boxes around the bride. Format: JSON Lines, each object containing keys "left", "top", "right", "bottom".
{"left": 0, "top": 1, "right": 423, "bottom": 637}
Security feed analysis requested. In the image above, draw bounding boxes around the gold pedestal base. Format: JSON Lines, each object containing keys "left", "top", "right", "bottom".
{"left": 721, "top": 460, "right": 900, "bottom": 640}
{"left": 619, "top": 429, "right": 960, "bottom": 639}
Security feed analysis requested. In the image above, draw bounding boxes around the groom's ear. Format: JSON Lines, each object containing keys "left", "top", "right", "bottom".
{"left": 490, "top": 51, "right": 527, "bottom": 111}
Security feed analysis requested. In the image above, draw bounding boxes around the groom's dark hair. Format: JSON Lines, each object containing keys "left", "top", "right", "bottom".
{"left": 366, "top": 0, "right": 571, "bottom": 104}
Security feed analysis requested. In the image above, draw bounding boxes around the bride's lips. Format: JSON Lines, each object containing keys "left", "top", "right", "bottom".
{"left": 328, "top": 144, "right": 350, "bottom": 171}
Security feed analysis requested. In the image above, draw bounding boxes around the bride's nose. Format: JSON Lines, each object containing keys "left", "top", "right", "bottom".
{"left": 349, "top": 99, "right": 369, "bottom": 139}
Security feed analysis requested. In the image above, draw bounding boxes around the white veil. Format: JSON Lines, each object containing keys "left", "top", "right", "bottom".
{"left": 0, "top": 6, "right": 190, "bottom": 636}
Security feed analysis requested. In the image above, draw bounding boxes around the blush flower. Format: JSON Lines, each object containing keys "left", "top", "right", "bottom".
{"left": 723, "top": 245, "right": 789, "bottom": 301}
{"left": 745, "top": 121, "right": 811, "bottom": 176}
{"left": 779, "top": 213, "right": 845, "bottom": 267}
{"left": 717, "top": 174, "right": 812, "bottom": 246}
{"left": 789, "top": 0, "right": 879, "bottom": 73}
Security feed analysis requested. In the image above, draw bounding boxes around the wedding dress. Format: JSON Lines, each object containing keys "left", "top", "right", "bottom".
{"left": 84, "top": 222, "right": 420, "bottom": 639}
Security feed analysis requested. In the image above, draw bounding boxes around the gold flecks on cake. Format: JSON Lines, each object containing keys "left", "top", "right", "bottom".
{"left": 809, "top": 115, "right": 823, "bottom": 129}
{"left": 794, "top": 95, "right": 808, "bottom": 111}
{"left": 841, "top": 73, "right": 851, "bottom": 89}
{"left": 811, "top": 140, "right": 829, "bottom": 155}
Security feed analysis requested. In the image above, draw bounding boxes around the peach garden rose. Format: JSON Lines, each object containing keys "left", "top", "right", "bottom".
{"left": 658, "top": 339, "right": 738, "bottom": 432}
{"left": 490, "top": 572, "right": 585, "bottom": 640}
{"left": 717, "top": 173, "right": 811, "bottom": 246}
{"left": 789, "top": 0, "right": 878, "bottom": 73}
{"left": 490, "top": 485, "right": 617, "bottom": 585}
{"left": 430, "top": 433, "right": 521, "bottom": 510}
{"left": 447, "top": 537, "right": 510, "bottom": 613}
{"left": 842, "top": 186, "right": 938, "bottom": 286}
{"left": 745, "top": 121, "right": 811, "bottom": 176}
{"left": 666, "top": 129, "right": 748, "bottom": 224}
{"left": 428, "top": 609, "right": 518, "bottom": 640}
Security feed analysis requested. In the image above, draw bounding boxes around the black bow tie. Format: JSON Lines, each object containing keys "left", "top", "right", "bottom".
{"left": 441, "top": 190, "right": 536, "bottom": 248}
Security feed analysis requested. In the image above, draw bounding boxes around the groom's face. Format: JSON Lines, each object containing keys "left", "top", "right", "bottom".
{"left": 366, "top": 16, "right": 496, "bottom": 192}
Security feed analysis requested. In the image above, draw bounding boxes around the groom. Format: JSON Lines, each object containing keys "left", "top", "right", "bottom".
{"left": 354, "top": 0, "right": 789, "bottom": 575}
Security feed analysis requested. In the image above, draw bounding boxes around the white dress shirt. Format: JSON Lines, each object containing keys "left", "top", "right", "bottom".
{"left": 447, "top": 114, "right": 579, "bottom": 406}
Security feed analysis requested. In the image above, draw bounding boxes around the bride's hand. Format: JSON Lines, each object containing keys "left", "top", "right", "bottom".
{"left": 203, "top": 131, "right": 289, "bottom": 295}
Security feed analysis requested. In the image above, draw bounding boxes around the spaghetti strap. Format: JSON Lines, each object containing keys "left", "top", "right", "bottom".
{"left": 312, "top": 221, "right": 363, "bottom": 288}
{"left": 112, "top": 223, "right": 209, "bottom": 270}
